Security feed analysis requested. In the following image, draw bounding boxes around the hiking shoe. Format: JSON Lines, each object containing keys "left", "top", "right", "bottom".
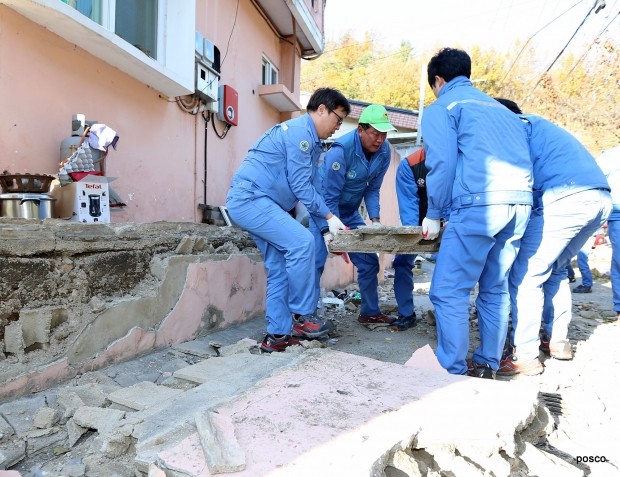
{"left": 497, "top": 347, "right": 544, "bottom": 376}
{"left": 573, "top": 285, "right": 592, "bottom": 293}
{"left": 539, "top": 331, "right": 550, "bottom": 354}
{"left": 260, "top": 334, "right": 301, "bottom": 353}
{"left": 358, "top": 313, "right": 396, "bottom": 325}
{"left": 292, "top": 314, "right": 333, "bottom": 339}
{"left": 549, "top": 340, "right": 573, "bottom": 360}
{"left": 390, "top": 313, "right": 417, "bottom": 331}
{"left": 467, "top": 360, "right": 496, "bottom": 379}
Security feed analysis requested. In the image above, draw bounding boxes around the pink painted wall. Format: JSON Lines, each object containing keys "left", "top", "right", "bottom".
{"left": 0, "top": 1, "right": 302, "bottom": 223}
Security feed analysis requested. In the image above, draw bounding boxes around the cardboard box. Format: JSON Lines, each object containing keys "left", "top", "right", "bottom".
{"left": 55, "top": 175, "right": 115, "bottom": 223}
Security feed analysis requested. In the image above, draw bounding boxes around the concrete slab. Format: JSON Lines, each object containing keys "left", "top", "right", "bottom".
{"left": 134, "top": 352, "right": 304, "bottom": 472}
{"left": 172, "top": 353, "right": 294, "bottom": 385}
{"left": 107, "top": 382, "right": 184, "bottom": 411}
{"left": 172, "top": 341, "right": 219, "bottom": 359}
{"left": 329, "top": 226, "right": 440, "bottom": 254}
{"left": 154, "top": 349, "right": 540, "bottom": 476}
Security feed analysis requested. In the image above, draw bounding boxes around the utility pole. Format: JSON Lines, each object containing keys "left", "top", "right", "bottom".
{"left": 416, "top": 61, "right": 426, "bottom": 147}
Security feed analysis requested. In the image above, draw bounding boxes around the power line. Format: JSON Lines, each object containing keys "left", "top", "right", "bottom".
{"left": 565, "top": 7, "right": 620, "bottom": 76}
{"left": 500, "top": 0, "right": 587, "bottom": 84}
{"left": 522, "top": 0, "right": 608, "bottom": 105}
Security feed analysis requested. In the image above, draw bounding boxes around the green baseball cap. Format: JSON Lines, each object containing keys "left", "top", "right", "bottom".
{"left": 358, "top": 104, "right": 397, "bottom": 132}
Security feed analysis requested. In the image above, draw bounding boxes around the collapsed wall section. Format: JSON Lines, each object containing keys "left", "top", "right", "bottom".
{"left": 0, "top": 219, "right": 262, "bottom": 401}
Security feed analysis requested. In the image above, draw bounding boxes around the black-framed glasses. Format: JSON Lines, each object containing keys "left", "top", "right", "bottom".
{"left": 329, "top": 108, "right": 344, "bottom": 126}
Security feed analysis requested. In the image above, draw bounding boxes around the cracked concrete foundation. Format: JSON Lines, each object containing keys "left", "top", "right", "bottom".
{"left": 0, "top": 219, "right": 266, "bottom": 402}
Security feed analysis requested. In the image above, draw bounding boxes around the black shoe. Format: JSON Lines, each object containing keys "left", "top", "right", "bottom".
{"left": 390, "top": 313, "right": 417, "bottom": 331}
{"left": 568, "top": 276, "right": 576, "bottom": 283}
{"left": 467, "top": 361, "right": 496, "bottom": 379}
{"left": 573, "top": 285, "right": 592, "bottom": 294}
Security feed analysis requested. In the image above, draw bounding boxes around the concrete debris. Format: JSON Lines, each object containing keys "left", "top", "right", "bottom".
{"left": 329, "top": 225, "right": 440, "bottom": 254}
{"left": 195, "top": 410, "right": 245, "bottom": 474}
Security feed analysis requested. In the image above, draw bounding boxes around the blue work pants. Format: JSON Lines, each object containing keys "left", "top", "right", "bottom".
{"left": 576, "top": 250, "right": 593, "bottom": 287}
{"left": 509, "top": 189, "right": 611, "bottom": 361}
{"left": 607, "top": 220, "right": 620, "bottom": 313}
{"left": 393, "top": 254, "right": 415, "bottom": 318}
{"left": 431, "top": 204, "right": 531, "bottom": 375}
{"left": 227, "top": 192, "right": 316, "bottom": 335}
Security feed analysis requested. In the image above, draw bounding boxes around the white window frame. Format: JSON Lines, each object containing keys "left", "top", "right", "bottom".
{"left": 262, "top": 56, "right": 279, "bottom": 86}
{"left": 0, "top": 0, "right": 195, "bottom": 97}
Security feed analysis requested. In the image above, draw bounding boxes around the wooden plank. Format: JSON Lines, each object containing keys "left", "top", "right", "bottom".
{"left": 329, "top": 225, "right": 441, "bottom": 254}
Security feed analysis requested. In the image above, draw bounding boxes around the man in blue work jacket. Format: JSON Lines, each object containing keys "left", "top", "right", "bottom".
{"left": 311, "top": 104, "right": 397, "bottom": 326}
{"left": 421, "top": 48, "right": 533, "bottom": 379}
{"left": 226, "top": 88, "right": 350, "bottom": 353}
{"left": 391, "top": 147, "right": 429, "bottom": 331}
{"left": 597, "top": 145, "right": 620, "bottom": 322}
{"left": 495, "top": 98, "right": 611, "bottom": 375}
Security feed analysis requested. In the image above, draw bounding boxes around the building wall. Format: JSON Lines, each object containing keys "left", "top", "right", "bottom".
{"left": 0, "top": 1, "right": 301, "bottom": 224}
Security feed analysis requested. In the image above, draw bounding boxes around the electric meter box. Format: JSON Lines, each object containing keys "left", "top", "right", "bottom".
{"left": 195, "top": 32, "right": 221, "bottom": 103}
{"left": 217, "top": 85, "right": 238, "bottom": 126}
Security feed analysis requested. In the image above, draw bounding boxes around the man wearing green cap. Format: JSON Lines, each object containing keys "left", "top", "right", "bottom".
{"left": 311, "top": 104, "right": 397, "bottom": 325}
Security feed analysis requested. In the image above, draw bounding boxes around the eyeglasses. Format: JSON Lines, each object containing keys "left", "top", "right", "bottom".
{"left": 329, "top": 108, "right": 345, "bottom": 126}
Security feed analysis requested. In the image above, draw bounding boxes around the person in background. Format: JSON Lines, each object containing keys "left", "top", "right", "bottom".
{"left": 571, "top": 235, "right": 596, "bottom": 293}
{"left": 391, "top": 147, "right": 429, "bottom": 331}
{"left": 420, "top": 48, "right": 533, "bottom": 380}
{"left": 312, "top": 104, "right": 397, "bottom": 327}
{"left": 226, "top": 87, "right": 350, "bottom": 353}
{"left": 595, "top": 145, "right": 620, "bottom": 321}
{"left": 495, "top": 98, "right": 611, "bottom": 376}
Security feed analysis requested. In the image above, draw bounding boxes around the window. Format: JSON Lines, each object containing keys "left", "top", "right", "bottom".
{"left": 61, "top": 0, "right": 158, "bottom": 59}
{"left": 262, "top": 56, "right": 279, "bottom": 85}
{"left": 6, "top": 0, "right": 195, "bottom": 97}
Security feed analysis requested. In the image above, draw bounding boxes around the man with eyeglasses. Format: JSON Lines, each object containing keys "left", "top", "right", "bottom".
{"left": 226, "top": 87, "right": 350, "bottom": 352}
{"left": 311, "top": 104, "right": 398, "bottom": 327}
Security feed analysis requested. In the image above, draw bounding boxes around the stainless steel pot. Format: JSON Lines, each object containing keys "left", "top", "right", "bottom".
{"left": 0, "top": 193, "right": 56, "bottom": 219}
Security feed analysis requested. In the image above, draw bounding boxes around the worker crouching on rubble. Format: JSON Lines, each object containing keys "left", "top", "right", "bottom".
{"left": 226, "top": 87, "right": 350, "bottom": 353}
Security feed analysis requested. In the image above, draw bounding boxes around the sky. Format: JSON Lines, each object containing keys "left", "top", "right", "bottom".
{"left": 323, "top": 0, "right": 619, "bottom": 62}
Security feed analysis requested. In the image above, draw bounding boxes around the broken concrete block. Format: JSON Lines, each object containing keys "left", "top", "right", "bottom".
{"left": 218, "top": 338, "right": 258, "bottom": 357}
{"left": 33, "top": 407, "right": 58, "bottom": 429}
{"left": 0, "top": 415, "right": 14, "bottom": 441}
{"left": 20, "top": 309, "right": 52, "bottom": 348}
{"left": 95, "top": 424, "right": 135, "bottom": 458}
{"left": 195, "top": 410, "right": 245, "bottom": 474}
{"left": 329, "top": 226, "right": 441, "bottom": 254}
{"left": 72, "top": 406, "right": 125, "bottom": 431}
{"left": 57, "top": 391, "right": 86, "bottom": 419}
{"left": 66, "top": 418, "right": 88, "bottom": 448}
{"left": 0, "top": 442, "right": 26, "bottom": 470}
{"left": 3, "top": 322, "right": 24, "bottom": 356}
{"left": 107, "top": 381, "right": 183, "bottom": 411}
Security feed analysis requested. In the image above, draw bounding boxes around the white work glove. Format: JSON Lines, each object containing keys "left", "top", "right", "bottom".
{"left": 323, "top": 232, "right": 334, "bottom": 250}
{"left": 327, "top": 215, "right": 346, "bottom": 235}
{"left": 422, "top": 217, "right": 441, "bottom": 240}
{"left": 370, "top": 221, "right": 382, "bottom": 227}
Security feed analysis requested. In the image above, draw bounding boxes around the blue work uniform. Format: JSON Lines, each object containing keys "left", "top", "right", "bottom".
{"left": 421, "top": 76, "right": 533, "bottom": 375}
{"left": 226, "top": 114, "right": 331, "bottom": 336}
{"left": 508, "top": 116, "right": 611, "bottom": 361}
{"left": 597, "top": 146, "right": 620, "bottom": 315}
{"left": 310, "top": 129, "right": 391, "bottom": 316}
{"left": 393, "top": 149, "right": 428, "bottom": 318}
